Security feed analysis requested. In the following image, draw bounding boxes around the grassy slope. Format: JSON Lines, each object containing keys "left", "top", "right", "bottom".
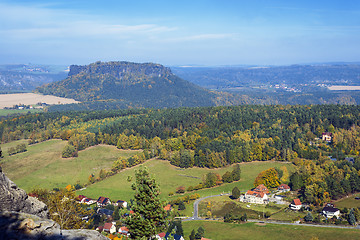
{"left": 333, "top": 193, "right": 360, "bottom": 209}
{"left": 182, "top": 221, "right": 360, "bottom": 240}
{"left": 0, "top": 108, "right": 42, "bottom": 116}
{"left": 1, "top": 140, "right": 139, "bottom": 191}
{"left": 79, "top": 160, "right": 294, "bottom": 202}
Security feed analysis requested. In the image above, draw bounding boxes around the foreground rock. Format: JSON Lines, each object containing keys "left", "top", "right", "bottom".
{"left": 0, "top": 166, "right": 109, "bottom": 239}
{"left": 0, "top": 166, "right": 48, "bottom": 218}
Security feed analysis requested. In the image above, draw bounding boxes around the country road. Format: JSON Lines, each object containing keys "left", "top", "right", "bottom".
{"left": 182, "top": 194, "right": 360, "bottom": 230}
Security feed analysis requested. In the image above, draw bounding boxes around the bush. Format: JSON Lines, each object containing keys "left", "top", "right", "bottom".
{"left": 176, "top": 186, "right": 186, "bottom": 194}
{"left": 62, "top": 144, "right": 78, "bottom": 158}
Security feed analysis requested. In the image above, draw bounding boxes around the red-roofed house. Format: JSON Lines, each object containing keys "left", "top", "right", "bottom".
{"left": 254, "top": 184, "right": 270, "bottom": 194}
{"left": 103, "top": 222, "right": 116, "bottom": 234}
{"left": 164, "top": 204, "right": 172, "bottom": 211}
{"left": 277, "top": 184, "right": 291, "bottom": 192}
{"left": 119, "top": 226, "right": 130, "bottom": 237}
{"left": 156, "top": 232, "right": 166, "bottom": 239}
{"left": 241, "top": 190, "right": 269, "bottom": 204}
{"left": 290, "top": 199, "right": 302, "bottom": 210}
{"left": 97, "top": 196, "right": 111, "bottom": 207}
{"left": 77, "top": 195, "right": 86, "bottom": 202}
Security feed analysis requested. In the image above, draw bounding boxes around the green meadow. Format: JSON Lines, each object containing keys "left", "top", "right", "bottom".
{"left": 1, "top": 140, "right": 139, "bottom": 191}
{"left": 0, "top": 108, "right": 42, "bottom": 116}
{"left": 79, "top": 159, "right": 294, "bottom": 202}
{"left": 182, "top": 221, "right": 360, "bottom": 240}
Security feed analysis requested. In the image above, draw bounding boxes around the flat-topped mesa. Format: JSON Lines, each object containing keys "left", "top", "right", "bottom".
{"left": 68, "top": 61, "right": 172, "bottom": 79}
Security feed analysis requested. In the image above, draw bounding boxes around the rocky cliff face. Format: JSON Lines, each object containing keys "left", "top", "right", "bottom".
{"left": 0, "top": 166, "right": 108, "bottom": 240}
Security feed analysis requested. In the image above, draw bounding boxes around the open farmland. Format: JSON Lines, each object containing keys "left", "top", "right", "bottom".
{"left": 0, "top": 93, "right": 79, "bottom": 109}
{"left": 0, "top": 140, "right": 139, "bottom": 191}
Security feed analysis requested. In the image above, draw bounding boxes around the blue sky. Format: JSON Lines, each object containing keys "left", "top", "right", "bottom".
{"left": 0, "top": 0, "right": 360, "bottom": 66}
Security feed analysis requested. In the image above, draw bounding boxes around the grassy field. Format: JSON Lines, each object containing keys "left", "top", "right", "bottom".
{"left": 333, "top": 193, "right": 360, "bottom": 209}
{"left": 0, "top": 108, "right": 43, "bottom": 116}
{"left": 0, "top": 140, "right": 139, "bottom": 191}
{"left": 182, "top": 221, "right": 360, "bottom": 240}
{"left": 79, "top": 160, "right": 294, "bottom": 202}
{"left": 197, "top": 195, "right": 287, "bottom": 219}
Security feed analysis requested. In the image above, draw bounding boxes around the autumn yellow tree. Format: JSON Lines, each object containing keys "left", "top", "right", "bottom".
{"left": 46, "top": 189, "right": 92, "bottom": 229}
{"left": 254, "top": 168, "right": 280, "bottom": 188}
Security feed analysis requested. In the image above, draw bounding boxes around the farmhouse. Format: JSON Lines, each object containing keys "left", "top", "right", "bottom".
{"left": 290, "top": 198, "right": 302, "bottom": 210}
{"left": 241, "top": 190, "right": 269, "bottom": 204}
{"left": 277, "top": 184, "right": 290, "bottom": 192}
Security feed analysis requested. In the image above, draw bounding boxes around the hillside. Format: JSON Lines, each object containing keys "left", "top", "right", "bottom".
{"left": 36, "top": 61, "right": 215, "bottom": 108}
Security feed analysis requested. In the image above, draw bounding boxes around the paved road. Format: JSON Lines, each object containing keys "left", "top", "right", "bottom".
{"left": 183, "top": 194, "right": 360, "bottom": 229}
{"left": 183, "top": 194, "right": 229, "bottom": 221}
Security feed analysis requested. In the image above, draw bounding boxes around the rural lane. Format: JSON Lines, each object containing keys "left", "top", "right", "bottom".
{"left": 183, "top": 194, "right": 360, "bottom": 230}
{"left": 183, "top": 194, "right": 229, "bottom": 221}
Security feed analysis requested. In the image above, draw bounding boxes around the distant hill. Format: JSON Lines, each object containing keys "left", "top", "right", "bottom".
{"left": 0, "top": 64, "right": 67, "bottom": 92}
{"left": 171, "top": 63, "right": 360, "bottom": 90}
{"left": 36, "top": 61, "right": 215, "bottom": 108}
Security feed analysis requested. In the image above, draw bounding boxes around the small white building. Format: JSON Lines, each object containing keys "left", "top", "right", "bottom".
{"left": 290, "top": 199, "right": 302, "bottom": 210}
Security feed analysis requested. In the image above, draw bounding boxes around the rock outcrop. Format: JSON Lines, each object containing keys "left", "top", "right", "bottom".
{"left": 0, "top": 166, "right": 108, "bottom": 240}
{"left": 0, "top": 166, "right": 48, "bottom": 218}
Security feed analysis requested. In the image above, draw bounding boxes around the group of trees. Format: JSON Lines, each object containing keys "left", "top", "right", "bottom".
{"left": 7, "top": 143, "right": 27, "bottom": 156}
{"left": 288, "top": 158, "right": 360, "bottom": 206}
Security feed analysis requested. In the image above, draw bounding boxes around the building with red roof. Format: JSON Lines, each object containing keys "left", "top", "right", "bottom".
{"left": 277, "top": 184, "right": 291, "bottom": 192}
{"left": 290, "top": 198, "right": 302, "bottom": 210}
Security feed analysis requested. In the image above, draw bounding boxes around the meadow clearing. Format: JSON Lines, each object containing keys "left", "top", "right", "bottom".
{"left": 0, "top": 139, "right": 139, "bottom": 191}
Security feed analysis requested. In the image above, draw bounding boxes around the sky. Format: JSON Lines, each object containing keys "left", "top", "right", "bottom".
{"left": 0, "top": 0, "right": 360, "bottom": 66}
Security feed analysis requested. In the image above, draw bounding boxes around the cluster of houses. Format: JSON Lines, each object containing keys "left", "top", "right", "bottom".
{"left": 76, "top": 195, "right": 181, "bottom": 239}
{"left": 239, "top": 183, "right": 342, "bottom": 220}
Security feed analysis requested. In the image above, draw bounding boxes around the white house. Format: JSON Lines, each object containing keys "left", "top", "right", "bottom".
{"left": 241, "top": 190, "right": 269, "bottom": 204}
{"left": 322, "top": 206, "right": 340, "bottom": 218}
{"left": 290, "top": 199, "right": 302, "bottom": 210}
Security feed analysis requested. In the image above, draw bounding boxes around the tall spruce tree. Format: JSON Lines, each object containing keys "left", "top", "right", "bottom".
{"left": 125, "top": 167, "right": 167, "bottom": 239}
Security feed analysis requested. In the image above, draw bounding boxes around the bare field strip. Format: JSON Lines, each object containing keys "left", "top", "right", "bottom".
{"left": 0, "top": 93, "right": 79, "bottom": 109}
{"left": 328, "top": 85, "right": 360, "bottom": 91}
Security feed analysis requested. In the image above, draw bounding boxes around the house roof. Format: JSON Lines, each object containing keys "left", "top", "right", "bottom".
{"left": 97, "top": 226, "right": 104, "bottom": 232}
{"left": 323, "top": 206, "right": 339, "bottom": 213}
{"left": 117, "top": 200, "right": 125, "bottom": 204}
{"left": 157, "top": 232, "right": 166, "bottom": 238}
{"left": 246, "top": 190, "right": 266, "bottom": 198}
{"left": 77, "top": 195, "right": 86, "bottom": 201}
{"left": 164, "top": 204, "right": 171, "bottom": 211}
{"left": 254, "top": 184, "right": 269, "bottom": 193}
{"left": 104, "top": 222, "right": 113, "bottom": 231}
{"left": 292, "top": 199, "right": 302, "bottom": 205}
{"left": 278, "top": 184, "right": 290, "bottom": 190}
{"left": 322, "top": 132, "right": 332, "bottom": 136}
{"left": 97, "top": 196, "right": 110, "bottom": 204}
{"left": 120, "top": 226, "right": 129, "bottom": 232}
